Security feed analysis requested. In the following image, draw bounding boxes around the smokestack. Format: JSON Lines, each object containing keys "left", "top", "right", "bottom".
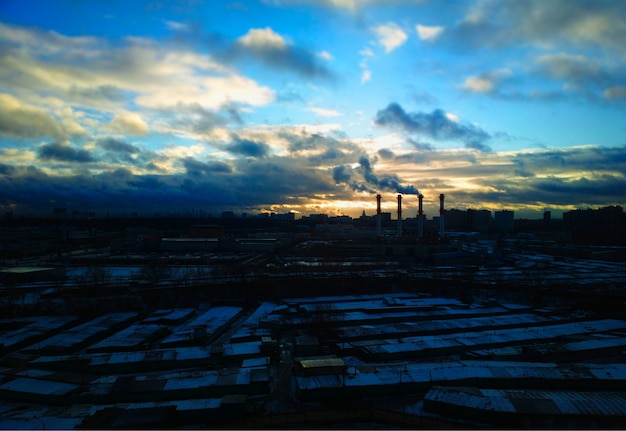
{"left": 418, "top": 194, "right": 424, "bottom": 239}
{"left": 397, "top": 194, "right": 402, "bottom": 238}
{"left": 439, "top": 193, "right": 445, "bottom": 237}
{"left": 376, "top": 194, "right": 382, "bottom": 238}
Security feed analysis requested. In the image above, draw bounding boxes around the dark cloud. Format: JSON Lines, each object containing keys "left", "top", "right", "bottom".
{"left": 407, "top": 138, "right": 434, "bottom": 151}
{"left": 358, "top": 156, "right": 420, "bottom": 194}
{"left": 0, "top": 101, "right": 64, "bottom": 140}
{"left": 223, "top": 27, "right": 336, "bottom": 80}
{"left": 231, "top": 44, "right": 334, "bottom": 80}
{"left": 67, "top": 84, "right": 126, "bottom": 105}
{"left": 182, "top": 157, "right": 233, "bottom": 176}
{"left": 167, "top": 103, "right": 239, "bottom": 135}
{"left": 1, "top": 143, "right": 624, "bottom": 216}
{"left": 97, "top": 138, "right": 139, "bottom": 155}
{"left": 0, "top": 163, "right": 16, "bottom": 176}
{"left": 38, "top": 141, "right": 94, "bottom": 163}
{"left": 167, "top": 22, "right": 334, "bottom": 80}
{"left": 228, "top": 136, "right": 270, "bottom": 158}
{"left": 332, "top": 165, "right": 352, "bottom": 184}
{"left": 374, "top": 103, "right": 491, "bottom": 151}
{"left": 437, "top": 0, "right": 626, "bottom": 55}
{"left": 336, "top": 155, "right": 419, "bottom": 195}
{"left": 377, "top": 148, "right": 395, "bottom": 159}
{"left": 95, "top": 137, "right": 164, "bottom": 168}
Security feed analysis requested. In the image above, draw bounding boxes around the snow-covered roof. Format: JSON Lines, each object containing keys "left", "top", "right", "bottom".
{"left": 24, "top": 312, "right": 138, "bottom": 353}
{"left": 160, "top": 306, "right": 242, "bottom": 346}
{"left": 0, "top": 375, "right": 79, "bottom": 396}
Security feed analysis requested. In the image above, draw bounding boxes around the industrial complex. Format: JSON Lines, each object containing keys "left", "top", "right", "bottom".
{"left": 1, "top": 197, "right": 625, "bottom": 428}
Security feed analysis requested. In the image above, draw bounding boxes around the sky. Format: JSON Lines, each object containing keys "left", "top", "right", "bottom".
{"left": 0, "top": 0, "right": 625, "bottom": 220}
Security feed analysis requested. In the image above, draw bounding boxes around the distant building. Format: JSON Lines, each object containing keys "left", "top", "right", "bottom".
{"left": 275, "top": 212, "right": 295, "bottom": 221}
{"left": 53, "top": 207, "right": 67, "bottom": 219}
{"left": 563, "top": 205, "right": 625, "bottom": 243}
{"left": 445, "top": 209, "right": 467, "bottom": 231}
{"left": 445, "top": 209, "right": 492, "bottom": 233}
{"left": 543, "top": 210, "right": 551, "bottom": 226}
{"left": 495, "top": 210, "right": 515, "bottom": 233}
{"left": 468, "top": 209, "right": 491, "bottom": 233}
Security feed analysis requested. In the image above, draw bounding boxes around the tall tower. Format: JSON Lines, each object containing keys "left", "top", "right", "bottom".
{"left": 418, "top": 194, "right": 424, "bottom": 239}
{"left": 376, "top": 194, "right": 382, "bottom": 238}
{"left": 397, "top": 194, "right": 402, "bottom": 238}
{"left": 439, "top": 193, "right": 445, "bottom": 237}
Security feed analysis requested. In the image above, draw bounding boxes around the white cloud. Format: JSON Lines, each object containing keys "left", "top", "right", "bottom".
{"left": 461, "top": 69, "right": 512, "bottom": 94}
{"left": 445, "top": 112, "right": 459, "bottom": 122}
{"left": 164, "top": 20, "right": 189, "bottom": 32}
{"left": 359, "top": 47, "right": 374, "bottom": 57}
{"left": 361, "top": 69, "right": 371, "bottom": 84}
{"left": 318, "top": 50, "right": 333, "bottom": 60}
{"left": 415, "top": 24, "right": 444, "bottom": 42}
{"left": 238, "top": 27, "right": 288, "bottom": 50}
{"left": 462, "top": 76, "right": 495, "bottom": 93}
{"left": 108, "top": 112, "right": 149, "bottom": 135}
{"left": 0, "top": 23, "right": 274, "bottom": 112}
{"left": 311, "top": 107, "right": 342, "bottom": 117}
{"left": 372, "top": 22, "right": 408, "bottom": 53}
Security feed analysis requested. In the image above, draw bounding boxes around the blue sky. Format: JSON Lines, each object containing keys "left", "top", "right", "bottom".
{"left": 0, "top": 0, "right": 625, "bottom": 219}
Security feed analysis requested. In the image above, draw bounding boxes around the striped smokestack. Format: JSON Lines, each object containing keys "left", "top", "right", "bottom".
{"left": 376, "top": 194, "right": 382, "bottom": 238}
{"left": 397, "top": 194, "right": 402, "bottom": 238}
{"left": 439, "top": 193, "right": 445, "bottom": 237}
{"left": 418, "top": 194, "right": 424, "bottom": 239}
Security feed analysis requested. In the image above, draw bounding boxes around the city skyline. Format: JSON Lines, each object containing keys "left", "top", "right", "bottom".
{"left": 1, "top": 0, "right": 625, "bottom": 219}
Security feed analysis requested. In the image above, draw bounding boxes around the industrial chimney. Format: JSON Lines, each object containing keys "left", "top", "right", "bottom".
{"left": 376, "top": 194, "right": 382, "bottom": 238}
{"left": 439, "top": 193, "right": 445, "bottom": 237}
{"left": 397, "top": 194, "right": 402, "bottom": 238}
{"left": 418, "top": 194, "right": 424, "bottom": 239}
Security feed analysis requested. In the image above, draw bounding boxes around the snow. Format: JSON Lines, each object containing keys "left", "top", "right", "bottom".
{"left": 0, "top": 376, "right": 79, "bottom": 396}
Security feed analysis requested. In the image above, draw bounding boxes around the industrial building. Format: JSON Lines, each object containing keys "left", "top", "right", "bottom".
{"left": 1, "top": 196, "right": 625, "bottom": 428}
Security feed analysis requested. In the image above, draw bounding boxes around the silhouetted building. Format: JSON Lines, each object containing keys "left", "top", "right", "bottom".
{"left": 543, "top": 210, "right": 551, "bottom": 226}
{"left": 563, "top": 206, "right": 625, "bottom": 244}
{"left": 495, "top": 210, "right": 514, "bottom": 233}
{"left": 468, "top": 209, "right": 491, "bottom": 233}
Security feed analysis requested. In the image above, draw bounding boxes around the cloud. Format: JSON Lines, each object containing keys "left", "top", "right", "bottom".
{"left": 108, "top": 112, "right": 150, "bottom": 136}
{"left": 182, "top": 157, "right": 233, "bottom": 175}
{"left": 432, "top": 0, "right": 626, "bottom": 56}
{"left": 0, "top": 23, "right": 275, "bottom": 113}
{"left": 231, "top": 27, "right": 335, "bottom": 79}
{"left": 38, "top": 141, "right": 94, "bottom": 163}
{"left": 311, "top": 107, "right": 342, "bottom": 117}
{"left": 95, "top": 137, "right": 162, "bottom": 168}
{"left": 377, "top": 148, "right": 395, "bottom": 159}
{"left": 318, "top": 51, "right": 333, "bottom": 61}
{"left": 372, "top": 22, "right": 408, "bottom": 53}
{"left": 165, "top": 20, "right": 190, "bottom": 32}
{"left": 264, "top": 0, "right": 425, "bottom": 11}
{"left": 228, "top": 135, "right": 271, "bottom": 158}
{"left": 332, "top": 155, "right": 419, "bottom": 195}
{"left": 462, "top": 69, "right": 512, "bottom": 94}
{"left": 374, "top": 103, "right": 492, "bottom": 151}
{"left": 415, "top": 24, "right": 444, "bottom": 42}
{"left": 604, "top": 86, "right": 626, "bottom": 100}
{"left": 238, "top": 27, "right": 288, "bottom": 50}
{"left": 361, "top": 69, "right": 371, "bottom": 84}
{"left": 532, "top": 53, "right": 626, "bottom": 99}
{"left": 0, "top": 93, "right": 64, "bottom": 139}
{"left": 357, "top": 155, "right": 419, "bottom": 194}
{"left": 332, "top": 165, "right": 353, "bottom": 183}
{"left": 97, "top": 138, "right": 140, "bottom": 155}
